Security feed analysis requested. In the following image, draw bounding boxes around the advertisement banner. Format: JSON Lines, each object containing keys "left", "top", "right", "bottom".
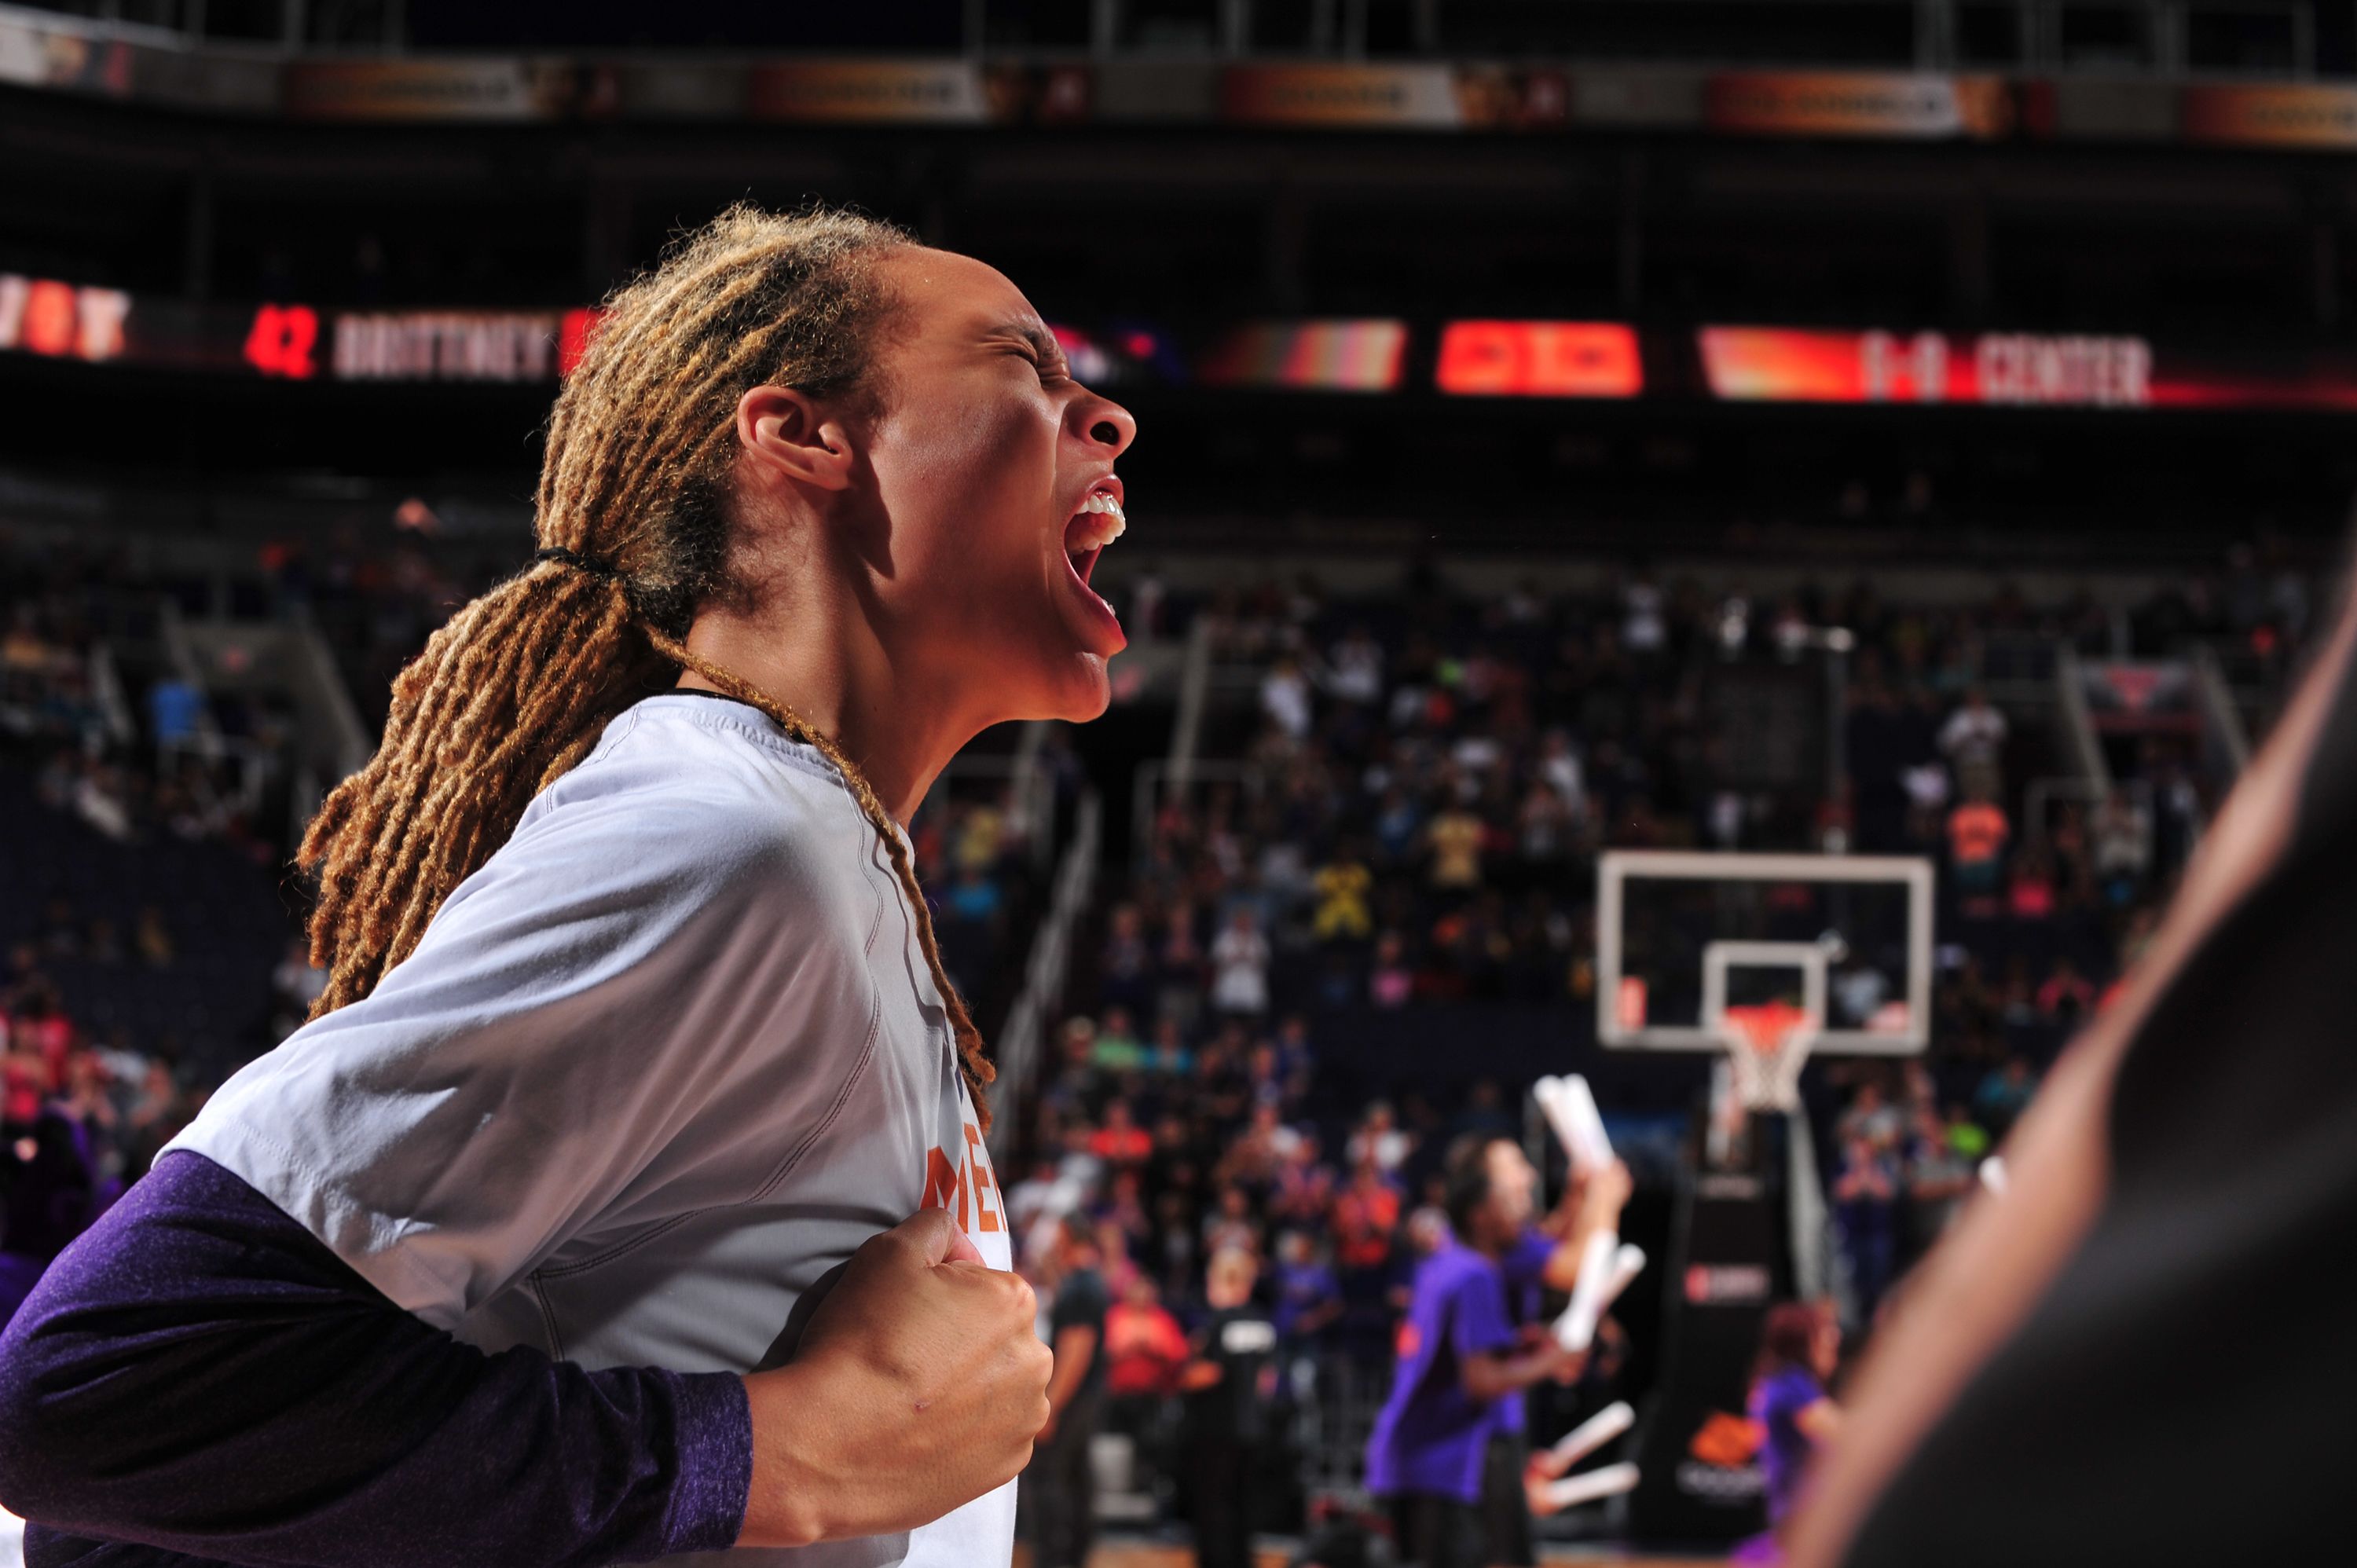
{"left": 282, "top": 59, "right": 581, "bottom": 121}
{"left": 1450, "top": 66, "right": 1571, "bottom": 130}
{"left": 1706, "top": 71, "right": 2013, "bottom": 140}
{"left": 1196, "top": 320, "right": 1408, "bottom": 392}
{"left": 0, "top": 273, "right": 130, "bottom": 364}
{"left": 0, "top": 15, "right": 131, "bottom": 97}
{"left": 747, "top": 60, "right": 986, "bottom": 123}
{"left": 1220, "top": 64, "right": 1462, "bottom": 129}
{"left": 2181, "top": 83, "right": 2357, "bottom": 148}
{"left": 1436, "top": 321, "right": 1643, "bottom": 397}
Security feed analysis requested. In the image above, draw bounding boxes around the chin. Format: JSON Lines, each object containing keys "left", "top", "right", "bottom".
{"left": 1049, "top": 652, "right": 1113, "bottom": 722}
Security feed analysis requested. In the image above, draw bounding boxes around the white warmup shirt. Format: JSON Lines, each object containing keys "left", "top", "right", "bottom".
{"left": 165, "top": 694, "right": 1017, "bottom": 1568}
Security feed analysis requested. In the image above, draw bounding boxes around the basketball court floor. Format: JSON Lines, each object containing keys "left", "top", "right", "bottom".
{"left": 1019, "top": 1544, "right": 1725, "bottom": 1567}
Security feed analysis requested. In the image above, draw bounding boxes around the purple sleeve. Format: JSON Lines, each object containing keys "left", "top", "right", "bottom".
{"left": 0, "top": 1152, "right": 751, "bottom": 1568}
{"left": 1445, "top": 1261, "right": 1516, "bottom": 1361}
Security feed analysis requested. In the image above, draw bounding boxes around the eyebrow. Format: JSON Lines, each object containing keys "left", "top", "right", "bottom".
{"left": 992, "top": 317, "right": 1062, "bottom": 364}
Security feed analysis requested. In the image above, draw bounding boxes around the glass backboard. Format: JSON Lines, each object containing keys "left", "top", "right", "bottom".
{"left": 1596, "top": 851, "right": 1934, "bottom": 1056}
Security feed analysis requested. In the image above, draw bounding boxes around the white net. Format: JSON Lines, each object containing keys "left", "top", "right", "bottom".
{"left": 1717, "top": 1000, "right": 1819, "bottom": 1113}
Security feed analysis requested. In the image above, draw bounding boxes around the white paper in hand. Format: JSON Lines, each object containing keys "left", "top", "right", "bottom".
{"left": 1541, "top": 1461, "right": 1641, "bottom": 1511}
{"left": 1547, "top": 1400, "right": 1635, "bottom": 1466}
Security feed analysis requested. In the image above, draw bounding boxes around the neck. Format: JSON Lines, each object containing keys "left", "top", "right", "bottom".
{"left": 677, "top": 544, "right": 978, "bottom": 826}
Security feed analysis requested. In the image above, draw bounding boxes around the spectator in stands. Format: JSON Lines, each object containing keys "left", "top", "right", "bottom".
{"left": 945, "top": 863, "right": 1002, "bottom": 929}
{"left": 1260, "top": 654, "right": 1313, "bottom": 745}
{"left": 1425, "top": 799, "right": 1486, "bottom": 894}
{"left": 1144, "top": 1013, "right": 1193, "bottom": 1075}
{"left": 1268, "top": 1133, "right": 1333, "bottom": 1229}
{"left": 145, "top": 676, "right": 203, "bottom": 753}
{"left": 1903, "top": 1103, "right": 1978, "bottom": 1263}
{"left": 1210, "top": 907, "right": 1271, "bottom": 1020}
{"left": 1270, "top": 1229, "right": 1344, "bottom": 1350}
{"left": 1091, "top": 1006, "right": 1145, "bottom": 1073}
{"left": 1088, "top": 1099, "right": 1153, "bottom": 1169}
{"left": 1201, "top": 1183, "right": 1261, "bottom": 1261}
{"left": 1347, "top": 1101, "right": 1414, "bottom": 1178}
{"left": 2, "top": 1101, "right": 96, "bottom": 1325}
{"left": 1369, "top": 931, "right": 1414, "bottom": 1008}
{"left": 1312, "top": 844, "right": 1375, "bottom": 945}
{"left": 1033, "top": 1214, "right": 1112, "bottom": 1568}
{"left": 1835, "top": 1081, "right": 1904, "bottom": 1151}
{"left": 2036, "top": 958, "right": 2096, "bottom": 1029}
{"left": 2091, "top": 786, "right": 2152, "bottom": 904}
{"left": 1099, "top": 903, "right": 1155, "bottom": 1017}
{"left": 1621, "top": 573, "right": 1667, "bottom": 655}
{"left": 1223, "top": 1102, "right": 1301, "bottom": 1189}
{"left": 2007, "top": 846, "right": 2058, "bottom": 921}
{"left": 1326, "top": 624, "right": 1385, "bottom": 709}
{"left": 1180, "top": 1247, "right": 1281, "bottom": 1568}
{"left": 1832, "top": 1133, "right": 1901, "bottom": 1322}
{"left": 51, "top": 1050, "right": 121, "bottom": 1191}
{"left": 1946, "top": 786, "right": 2011, "bottom": 904}
{"left": 1974, "top": 1057, "right": 2040, "bottom": 1141}
{"left": 1332, "top": 1155, "right": 1406, "bottom": 1359}
{"left": 1104, "top": 1273, "right": 1189, "bottom": 1419}
{"left": 119, "top": 1059, "right": 187, "bottom": 1179}
{"left": 1938, "top": 687, "right": 2008, "bottom": 800}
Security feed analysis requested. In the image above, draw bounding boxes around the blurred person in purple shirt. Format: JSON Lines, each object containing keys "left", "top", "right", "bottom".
{"left": 1364, "top": 1136, "right": 1615, "bottom": 1568}
{"left": 1737, "top": 1299, "right": 1843, "bottom": 1563}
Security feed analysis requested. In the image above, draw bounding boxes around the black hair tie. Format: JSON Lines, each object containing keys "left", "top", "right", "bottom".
{"left": 532, "top": 545, "right": 651, "bottom": 623}
{"left": 533, "top": 545, "right": 622, "bottom": 581}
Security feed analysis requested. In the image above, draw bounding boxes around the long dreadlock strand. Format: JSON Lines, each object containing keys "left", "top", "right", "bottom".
{"left": 639, "top": 625, "right": 996, "bottom": 1113}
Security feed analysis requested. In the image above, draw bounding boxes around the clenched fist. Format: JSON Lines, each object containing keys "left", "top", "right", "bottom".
{"left": 738, "top": 1210, "right": 1052, "bottom": 1548}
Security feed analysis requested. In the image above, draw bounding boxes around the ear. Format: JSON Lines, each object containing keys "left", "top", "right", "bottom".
{"left": 736, "top": 385, "right": 857, "bottom": 492}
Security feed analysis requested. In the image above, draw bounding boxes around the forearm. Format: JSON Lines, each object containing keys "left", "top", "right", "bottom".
{"left": 1462, "top": 1345, "right": 1574, "bottom": 1402}
{"left": 0, "top": 1152, "right": 749, "bottom": 1568}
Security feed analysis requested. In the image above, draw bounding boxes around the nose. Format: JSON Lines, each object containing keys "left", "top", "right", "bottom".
{"left": 1069, "top": 388, "right": 1137, "bottom": 458}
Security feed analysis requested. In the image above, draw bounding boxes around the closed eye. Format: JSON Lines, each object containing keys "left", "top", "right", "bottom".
{"left": 996, "top": 321, "right": 1070, "bottom": 385}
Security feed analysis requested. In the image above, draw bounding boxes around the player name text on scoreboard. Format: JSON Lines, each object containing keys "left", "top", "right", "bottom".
{"left": 332, "top": 310, "right": 566, "bottom": 383}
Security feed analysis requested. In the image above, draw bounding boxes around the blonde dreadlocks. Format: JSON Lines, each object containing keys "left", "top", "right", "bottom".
{"left": 298, "top": 203, "right": 996, "bottom": 1121}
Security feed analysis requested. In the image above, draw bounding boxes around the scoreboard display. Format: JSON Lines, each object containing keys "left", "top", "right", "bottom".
{"left": 10, "top": 267, "right": 2357, "bottom": 412}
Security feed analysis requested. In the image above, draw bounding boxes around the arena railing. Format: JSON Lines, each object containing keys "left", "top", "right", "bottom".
{"left": 988, "top": 788, "right": 1102, "bottom": 1158}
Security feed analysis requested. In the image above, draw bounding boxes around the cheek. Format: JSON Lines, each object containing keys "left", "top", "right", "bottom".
{"left": 887, "top": 397, "right": 1058, "bottom": 577}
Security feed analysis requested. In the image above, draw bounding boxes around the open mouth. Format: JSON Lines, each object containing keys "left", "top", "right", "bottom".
{"left": 1063, "top": 488, "right": 1126, "bottom": 588}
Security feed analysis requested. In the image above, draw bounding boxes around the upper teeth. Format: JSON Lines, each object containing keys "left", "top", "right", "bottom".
{"left": 1072, "top": 492, "right": 1127, "bottom": 550}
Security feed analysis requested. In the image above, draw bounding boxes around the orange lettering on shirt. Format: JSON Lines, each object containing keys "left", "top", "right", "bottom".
{"left": 922, "top": 1145, "right": 962, "bottom": 1215}
{"left": 965, "top": 1123, "right": 1002, "bottom": 1233}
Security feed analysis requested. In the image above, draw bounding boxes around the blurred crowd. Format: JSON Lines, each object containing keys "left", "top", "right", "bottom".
{"left": 2, "top": 518, "right": 2327, "bottom": 1534}
{"left": 1006, "top": 547, "right": 2317, "bottom": 1464}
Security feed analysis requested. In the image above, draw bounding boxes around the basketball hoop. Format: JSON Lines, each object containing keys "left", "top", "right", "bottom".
{"left": 1717, "top": 1000, "right": 1818, "bottom": 1114}
{"left": 1697, "top": 940, "right": 1831, "bottom": 1116}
